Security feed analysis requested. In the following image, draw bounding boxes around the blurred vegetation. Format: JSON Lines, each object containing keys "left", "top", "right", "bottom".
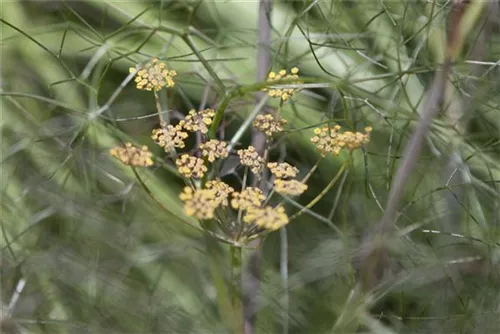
{"left": 2, "top": 1, "right": 500, "bottom": 333}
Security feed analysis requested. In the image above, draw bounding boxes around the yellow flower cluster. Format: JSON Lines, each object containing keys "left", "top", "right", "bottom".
{"left": 253, "top": 114, "right": 288, "bottom": 137}
{"left": 231, "top": 187, "right": 266, "bottom": 211}
{"left": 151, "top": 123, "right": 188, "bottom": 152}
{"left": 129, "top": 58, "right": 177, "bottom": 91}
{"left": 206, "top": 180, "right": 234, "bottom": 206}
{"left": 310, "top": 125, "right": 372, "bottom": 156}
{"left": 110, "top": 143, "right": 154, "bottom": 167}
{"left": 179, "top": 187, "right": 219, "bottom": 220}
{"left": 176, "top": 154, "right": 207, "bottom": 178}
{"left": 200, "top": 139, "right": 229, "bottom": 163}
{"left": 263, "top": 67, "right": 301, "bottom": 101}
{"left": 244, "top": 206, "right": 289, "bottom": 231}
{"left": 183, "top": 109, "right": 216, "bottom": 134}
{"left": 267, "top": 162, "right": 298, "bottom": 179}
{"left": 237, "top": 146, "right": 265, "bottom": 174}
{"left": 274, "top": 179, "right": 308, "bottom": 196}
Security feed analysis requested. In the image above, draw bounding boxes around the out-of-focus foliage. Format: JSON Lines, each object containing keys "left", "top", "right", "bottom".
{"left": 2, "top": 1, "right": 500, "bottom": 333}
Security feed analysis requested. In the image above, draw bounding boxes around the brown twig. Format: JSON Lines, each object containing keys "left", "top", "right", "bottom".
{"left": 244, "top": 1, "right": 272, "bottom": 333}
{"left": 354, "top": 0, "right": 476, "bottom": 290}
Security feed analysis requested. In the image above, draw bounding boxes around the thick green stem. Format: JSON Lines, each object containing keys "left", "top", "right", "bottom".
{"left": 230, "top": 245, "right": 244, "bottom": 334}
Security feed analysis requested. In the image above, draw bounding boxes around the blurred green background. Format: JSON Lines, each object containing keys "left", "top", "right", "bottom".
{"left": 2, "top": 1, "right": 500, "bottom": 333}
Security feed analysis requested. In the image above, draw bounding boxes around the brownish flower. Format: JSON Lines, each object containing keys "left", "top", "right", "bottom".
{"left": 231, "top": 187, "right": 266, "bottom": 211}
{"left": 253, "top": 114, "right": 288, "bottom": 137}
{"left": 273, "top": 179, "right": 307, "bottom": 196}
{"left": 110, "top": 143, "right": 154, "bottom": 167}
{"left": 179, "top": 187, "right": 219, "bottom": 220}
{"left": 237, "top": 146, "right": 265, "bottom": 174}
{"left": 243, "top": 205, "right": 289, "bottom": 231}
{"left": 262, "top": 67, "right": 302, "bottom": 101}
{"left": 183, "top": 109, "right": 216, "bottom": 134}
{"left": 200, "top": 140, "right": 229, "bottom": 163}
{"left": 129, "top": 58, "right": 177, "bottom": 91}
{"left": 151, "top": 122, "right": 188, "bottom": 152}
{"left": 176, "top": 154, "right": 207, "bottom": 178}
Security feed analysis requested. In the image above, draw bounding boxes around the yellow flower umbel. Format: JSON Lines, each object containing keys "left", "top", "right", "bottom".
{"left": 199, "top": 140, "right": 229, "bottom": 163}
{"left": 310, "top": 125, "right": 372, "bottom": 157}
{"left": 337, "top": 126, "right": 372, "bottom": 151}
{"left": 263, "top": 67, "right": 302, "bottom": 101}
{"left": 179, "top": 187, "right": 219, "bottom": 220}
{"left": 206, "top": 180, "right": 234, "bottom": 206}
{"left": 244, "top": 206, "right": 289, "bottom": 231}
{"left": 267, "top": 162, "right": 298, "bottom": 179}
{"left": 183, "top": 109, "right": 216, "bottom": 134}
{"left": 253, "top": 114, "right": 288, "bottom": 137}
{"left": 237, "top": 146, "right": 265, "bottom": 174}
{"left": 310, "top": 125, "right": 342, "bottom": 156}
{"left": 231, "top": 187, "right": 266, "bottom": 211}
{"left": 176, "top": 154, "right": 207, "bottom": 178}
{"left": 151, "top": 122, "right": 188, "bottom": 152}
{"left": 110, "top": 142, "right": 154, "bottom": 167}
{"left": 129, "top": 58, "right": 177, "bottom": 91}
{"left": 274, "top": 179, "right": 308, "bottom": 196}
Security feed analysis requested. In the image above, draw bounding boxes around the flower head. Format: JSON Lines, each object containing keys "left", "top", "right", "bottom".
{"left": 206, "top": 180, "right": 234, "bottom": 206}
{"left": 151, "top": 122, "right": 188, "bottom": 152}
{"left": 263, "top": 67, "right": 302, "bottom": 101}
{"left": 267, "top": 162, "right": 299, "bottom": 179}
{"left": 337, "top": 126, "right": 372, "bottom": 151}
{"left": 310, "top": 125, "right": 342, "bottom": 156}
{"left": 253, "top": 114, "right": 288, "bottom": 137}
{"left": 179, "top": 187, "right": 219, "bottom": 220}
{"left": 311, "top": 125, "right": 372, "bottom": 156}
{"left": 129, "top": 58, "right": 177, "bottom": 91}
{"left": 274, "top": 179, "right": 307, "bottom": 196}
{"left": 183, "top": 109, "right": 216, "bottom": 134}
{"left": 231, "top": 187, "right": 266, "bottom": 211}
{"left": 110, "top": 143, "right": 154, "bottom": 167}
{"left": 237, "top": 146, "right": 265, "bottom": 174}
{"left": 243, "top": 206, "right": 289, "bottom": 231}
{"left": 176, "top": 154, "right": 207, "bottom": 178}
{"left": 200, "top": 139, "right": 229, "bottom": 163}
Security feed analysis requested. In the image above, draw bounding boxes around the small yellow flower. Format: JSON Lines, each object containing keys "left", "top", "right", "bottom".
{"left": 237, "top": 146, "right": 265, "bottom": 174}
{"left": 231, "top": 187, "right": 266, "bottom": 211}
{"left": 110, "top": 142, "right": 154, "bottom": 167}
{"left": 310, "top": 125, "right": 372, "bottom": 156}
{"left": 267, "top": 162, "right": 299, "bottom": 179}
{"left": 199, "top": 139, "right": 229, "bottom": 163}
{"left": 151, "top": 122, "right": 188, "bottom": 152}
{"left": 206, "top": 180, "right": 234, "bottom": 206}
{"left": 129, "top": 58, "right": 177, "bottom": 91}
{"left": 262, "top": 67, "right": 302, "bottom": 101}
{"left": 243, "top": 206, "right": 289, "bottom": 231}
{"left": 183, "top": 109, "right": 216, "bottom": 134}
{"left": 310, "top": 125, "right": 342, "bottom": 156}
{"left": 179, "top": 187, "right": 219, "bottom": 220}
{"left": 273, "top": 179, "right": 307, "bottom": 196}
{"left": 253, "top": 114, "right": 288, "bottom": 137}
{"left": 339, "top": 126, "right": 372, "bottom": 151}
{"left": 176, "top": 154, "right": 207, "bottom": 178}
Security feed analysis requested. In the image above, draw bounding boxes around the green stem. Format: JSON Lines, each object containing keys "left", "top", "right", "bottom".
{"left": 182, "top": 32, "right": 226, "bottom": 94}
{"left": 209, "top": 77, "right": 314, "bottom": 139}
{"left": 289, "top": 161, "right": 348, "bottom": 221}
{"left": 300, "top": 157, "right": 322, "bottom": 184}
{"left": 280, "top": 227, "right": 289, "bottom": 334}
{"left": 230, "top": 245, "right": 244, "bottom": 334}
{"left": 153, "top": 90, "right": 166, "bottom": 125}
